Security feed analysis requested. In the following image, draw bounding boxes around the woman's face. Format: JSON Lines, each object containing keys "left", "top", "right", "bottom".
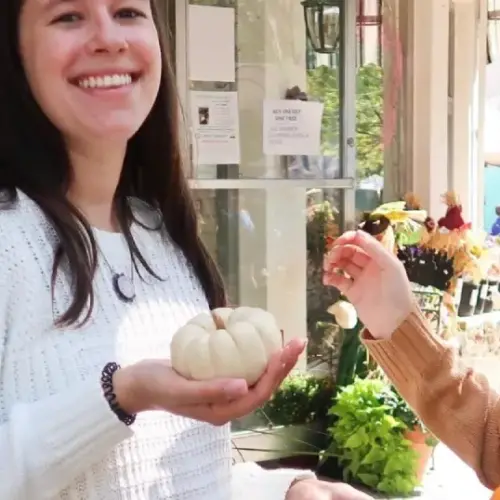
{"left": 19, "top": 0, "right": 162, "bottom": 144}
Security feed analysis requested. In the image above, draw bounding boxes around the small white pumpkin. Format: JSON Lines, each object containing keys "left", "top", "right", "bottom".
{"left": 170, "top": 306, "right": 283, "bottom": 385}
{"left": 327, "top": 300, "right": 358, "bottom": 330}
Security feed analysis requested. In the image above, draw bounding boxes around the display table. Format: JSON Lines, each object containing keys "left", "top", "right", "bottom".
{"left": 456, "top": 311, "right": 500, "bottom": 389}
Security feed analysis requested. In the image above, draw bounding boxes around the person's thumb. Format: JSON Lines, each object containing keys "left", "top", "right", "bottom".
{"left": 175, "top": 377, "right": 249, "bottom": 405}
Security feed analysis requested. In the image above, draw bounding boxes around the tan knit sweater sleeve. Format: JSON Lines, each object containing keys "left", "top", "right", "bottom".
{"left": 361, "top": 307, "right": 500, "bottom": 490}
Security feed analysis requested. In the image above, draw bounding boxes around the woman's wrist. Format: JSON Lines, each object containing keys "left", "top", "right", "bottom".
{"left": 107, "top": 363, "right": 149, "bottom": 417}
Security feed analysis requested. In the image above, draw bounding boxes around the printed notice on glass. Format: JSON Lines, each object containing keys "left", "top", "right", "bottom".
{"left": 262, "top": 100, "right": 324, "bottom": 156}
{"left": 190, "top": 91, "right": 240, "bottom": 165}
{"left": 188, "top": 5, "right": 236, "bottom": 82}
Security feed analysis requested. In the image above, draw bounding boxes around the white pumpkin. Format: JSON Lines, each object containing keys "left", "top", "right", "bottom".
{"left": 170, "top": 306, "right": 283, "bottom": 385}
{"left": 327, "top": 300, "right": 358, "bottom": 330}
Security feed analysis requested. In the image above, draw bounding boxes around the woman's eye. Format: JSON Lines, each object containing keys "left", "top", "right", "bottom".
{"left": 52, "top": 12, "right": 82, "bottom": 24}
{"left": 116, "top": 8, "right": 146, "bottom": 19}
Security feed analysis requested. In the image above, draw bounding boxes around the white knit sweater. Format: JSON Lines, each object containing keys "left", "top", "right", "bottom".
{"left": 0, "top": 191, "right": 314, "bottom": 500}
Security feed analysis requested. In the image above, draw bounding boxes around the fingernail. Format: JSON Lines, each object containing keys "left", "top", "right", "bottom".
{"left": 224, "top": 379, "right": 248, "bottom": 398}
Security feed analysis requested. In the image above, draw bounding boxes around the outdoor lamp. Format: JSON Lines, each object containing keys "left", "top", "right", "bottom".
{"left": 301, "top": 0, "right": 341, "bottom": 54}
{"left": 488, "top": 0, "right": 500, "bottom": 63}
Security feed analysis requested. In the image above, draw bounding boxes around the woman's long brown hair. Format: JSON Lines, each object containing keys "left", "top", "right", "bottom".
{"left": 0, "top": 0, "right": 226, "bottom": 326}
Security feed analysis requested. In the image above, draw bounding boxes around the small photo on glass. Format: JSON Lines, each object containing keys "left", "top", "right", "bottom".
{"left": 198, "top": 107, "right": 209, "bottom": 125}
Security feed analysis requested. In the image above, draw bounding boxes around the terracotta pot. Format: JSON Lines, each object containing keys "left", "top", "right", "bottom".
{"left": 404, "top": 428, "right": 434, "bottom": 483}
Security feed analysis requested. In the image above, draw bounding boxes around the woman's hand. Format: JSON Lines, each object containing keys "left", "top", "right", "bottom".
{"left": 286, "top": 479, "right": 373, "bottom": 499}
{"left": 114, "top": 338, "right": 306, "bottom": 425}
{"left": 323, "top": 230, "right": 413, "bottom": 340}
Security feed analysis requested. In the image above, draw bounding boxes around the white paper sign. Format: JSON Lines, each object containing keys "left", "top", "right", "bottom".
{"left": 188, "top": 5, "right": 236, "bottom": 83}
{"left": 263, "top": 100, "right": 324, "bottom": 156}
{"left": 190, "top": 91, "right": 240, "bottom": 165}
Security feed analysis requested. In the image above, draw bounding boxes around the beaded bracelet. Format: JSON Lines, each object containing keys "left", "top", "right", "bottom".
{"left": 101, "top": 362, "right": 137, "bottom": 426}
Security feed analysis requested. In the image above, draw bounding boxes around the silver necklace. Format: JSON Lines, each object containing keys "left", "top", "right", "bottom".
{"left": 98, "top": 247, "right": 136, "bottom": 303}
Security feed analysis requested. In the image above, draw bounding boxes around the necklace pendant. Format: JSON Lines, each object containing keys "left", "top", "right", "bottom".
{"left": 112, "top": 273, "right": 136, "bottom": 303}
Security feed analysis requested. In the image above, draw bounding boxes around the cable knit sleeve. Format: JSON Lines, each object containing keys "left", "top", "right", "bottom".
{"left": 0, "top": 256, "right": 132, "bottom": 498}
{"left": 361, "top": 306, "right": 500, "bottom": 490}
{"left": 231, "top": 462, "right": 316, "bottom": 500}
{"left": 0, "top": 380, "right": 133, "bottom": 499}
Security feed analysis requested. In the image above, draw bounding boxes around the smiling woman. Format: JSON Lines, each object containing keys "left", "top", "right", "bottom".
{"left": 0, "top": 0, "right": 321, "bottom": 499}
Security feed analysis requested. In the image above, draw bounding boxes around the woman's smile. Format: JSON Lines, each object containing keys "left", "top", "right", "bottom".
{"left": 69, "top": 70, "right": 143, "bottom": 99}
{"left": 74, "top": 72, "right": 135, "bottom": 89}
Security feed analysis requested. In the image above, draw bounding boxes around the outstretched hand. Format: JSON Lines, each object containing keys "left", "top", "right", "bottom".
{"left": 172, "top": 338, "right": 306, "bottom": 425}
{"left": 323, "top": 230, "right": 413, "bottom": 339}
{"left": 116, "top": 338, "right": 306, "bottom": 426}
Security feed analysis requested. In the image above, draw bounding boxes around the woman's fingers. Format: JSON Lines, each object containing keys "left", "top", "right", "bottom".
{"left": 193, "top": 340, "right": 304, "bottom": 424}
{"left": 326, "top": 243, "right": 370, "bottom": 268}
{"left": 335, "top": 257, "right": 364, "bottom": 280}
{"left": 281, "top": 338, "right": 306, "bottom": 366}
{"left": 245, "top": 341, "right": 302, "bottom": 406}
{"left": 332, "top": 230, "right": 395, "bottom": 269}
{"left": 325, "top": 244, "right": 370, "bottom": 281}
{"left": 323, "top": 269, "right": 353, "bottom": 294}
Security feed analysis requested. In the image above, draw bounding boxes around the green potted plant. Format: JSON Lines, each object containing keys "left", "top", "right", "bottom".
{"left": 231, "top": 372, "right": 335, "bottom": 465}
{"left": 325, "top": 377, "right": 435, "bottom": 496}
{"left": 389, "top": 385, "right": 438, "bottom": 483}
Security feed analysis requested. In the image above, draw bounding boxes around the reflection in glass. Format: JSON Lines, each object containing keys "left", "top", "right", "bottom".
{"left": 189, "top": 0, "right": 342, "bottom": 180}
{"left": 305, "top": 189, "right": 342, "bottom": 370}
{"left": 355, "top": 0, "right": 384, "bottom": 221}
{"left": 192, "top": 187, "right": 344, "bottom": 431}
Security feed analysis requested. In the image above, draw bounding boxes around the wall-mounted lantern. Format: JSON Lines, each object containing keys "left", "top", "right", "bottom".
{"left": 488, "top": 0, "right": 500, "bottom": 63}
{"left": 301, "top": 0, "right": 342, "bottom": 54}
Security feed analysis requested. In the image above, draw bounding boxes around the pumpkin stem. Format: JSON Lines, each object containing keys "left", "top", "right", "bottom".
{"left": 212, "top": 312, "right": 225, "bottom": 330}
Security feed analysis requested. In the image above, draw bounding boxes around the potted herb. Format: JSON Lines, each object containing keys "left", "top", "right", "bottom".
{"left": 389, "top": 385, "right": 438, "bottom": 482}
{"left": 231, "top": 372, "right": 335, "bottom": 465}
{"left": 325, "top": 377, "right": 435, "bottom": 496}
{"left": 259, "top": 371, "right": 334, "bottom": 427}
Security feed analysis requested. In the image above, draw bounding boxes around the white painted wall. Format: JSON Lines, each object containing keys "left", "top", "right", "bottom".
{"left": 389, "top": 0, "right": 486, "bottom": 228}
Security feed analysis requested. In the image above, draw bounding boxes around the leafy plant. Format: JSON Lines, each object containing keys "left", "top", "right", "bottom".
{"left": 387, "top": 384, "right": 439, "bottom": 448}
{"left": 306, "top": 200, "right": 339, "bottom": 266}
{"left": 326, "top": 378, "right": 420, "bottom": 496}
{"left": 259, "top": 372, "right": 335, "bottom": 427}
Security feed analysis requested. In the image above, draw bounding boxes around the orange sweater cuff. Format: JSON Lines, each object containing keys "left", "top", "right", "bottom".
{"left": 361, "top": 307, "right": 448, "bottom": 383}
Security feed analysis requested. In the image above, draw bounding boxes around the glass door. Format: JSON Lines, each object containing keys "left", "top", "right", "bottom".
{"left": 173, "top": 0, "right": 357, "bottom": 439}
{"left": 175, "top": 0, "right": 357, "bottom": 350}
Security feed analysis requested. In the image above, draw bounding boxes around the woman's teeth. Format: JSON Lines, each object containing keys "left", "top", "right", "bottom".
{"left": 77, "top": 74, "right": 133, "bottom": 89}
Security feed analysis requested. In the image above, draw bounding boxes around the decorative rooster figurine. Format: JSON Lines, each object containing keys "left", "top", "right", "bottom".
{"left": 359, "top": 201, "right": 427, "bottom": 253}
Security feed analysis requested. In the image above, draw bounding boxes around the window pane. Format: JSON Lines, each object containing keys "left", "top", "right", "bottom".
{"left": 188, "top": 0, "right": 343, "bottom": 180}
{"left": 355, "top": 0, "right": 384, "bottom": 218}
{"left": 193, "top": 187, "right": 343, "bottom": 431}
{"left": 355, "top": 0, "right": 420, "bottom": 213}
